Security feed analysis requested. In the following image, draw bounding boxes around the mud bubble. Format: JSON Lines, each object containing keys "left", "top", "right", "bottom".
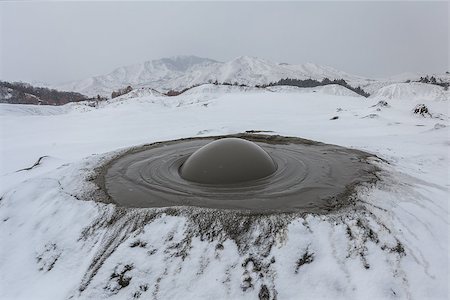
{"left": 180, "top": 138, "right": 277, "bottom": 184}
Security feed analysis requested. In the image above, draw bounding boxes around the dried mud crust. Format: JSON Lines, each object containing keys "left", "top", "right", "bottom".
{"left": 93, "top": 133, "right": 381, "bottom": 214}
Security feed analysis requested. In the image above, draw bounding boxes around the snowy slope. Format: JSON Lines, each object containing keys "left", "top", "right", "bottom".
{"left": 0, "top": 87, "right": 448, "bottom": 300}
{"left": 385, "top": 72, "right": 450, "bottom": 84}
{"left": 267, "top": 84, "right": 363, "bottom": 97}
{"left": 181, "top": 84, "right": 261, "bottom": 95}
{"left": 0, "top": 102, "right": 100, "bottom": 116}
{"left": 362, "top": 73, "right": 450, "bottom": 95}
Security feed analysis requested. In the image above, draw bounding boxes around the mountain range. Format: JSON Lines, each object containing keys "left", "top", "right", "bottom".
{"left": 54, "top": 55, "right": 449, "bottom": 97}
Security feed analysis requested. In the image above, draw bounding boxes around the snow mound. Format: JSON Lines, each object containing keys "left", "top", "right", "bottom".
{"left": 113, "top": 87, "right": 164, "bottom": 100}
{"left": 0, "top": 101, "right": 101, "bottom": 116}
{"left": 267, "top": 84, "right": 362, "bottom": 97}
{"left": 0, "top": 103, "right": 69, "bottom": 116}
{"left": 371, "top": 83, "right": 447, "bottom": 101}
{"left": 181, "top": 84, "right": 261, "bottom": 95}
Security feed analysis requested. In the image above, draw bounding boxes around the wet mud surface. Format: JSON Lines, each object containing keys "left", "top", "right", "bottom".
{"left": 99, "top": 134, "right": 379, "bottom": 213}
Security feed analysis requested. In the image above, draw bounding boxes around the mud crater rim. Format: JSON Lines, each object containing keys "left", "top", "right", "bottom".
{"left": 95, "top": 134, "right": 380, "bottom": 214}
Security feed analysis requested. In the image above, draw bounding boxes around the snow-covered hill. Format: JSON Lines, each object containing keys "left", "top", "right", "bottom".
{"left": 56, "top": 56, "right": 219, "bottom": 97}
{"left": 370, "top": 82, "right": 449, "bottom": 101}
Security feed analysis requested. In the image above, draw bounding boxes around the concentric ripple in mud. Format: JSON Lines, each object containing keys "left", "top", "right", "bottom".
{"left": 100, "top": 134, "right": 378, "bottom": 213}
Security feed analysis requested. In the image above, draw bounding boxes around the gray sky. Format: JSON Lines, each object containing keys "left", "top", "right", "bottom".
{"left": 0, "top": 1, "right": 448, "bottom": 84}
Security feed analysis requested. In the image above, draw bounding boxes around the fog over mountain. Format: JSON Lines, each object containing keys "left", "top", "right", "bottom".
{"left": 0, "top": 1, "right": 448, "bottom": 84}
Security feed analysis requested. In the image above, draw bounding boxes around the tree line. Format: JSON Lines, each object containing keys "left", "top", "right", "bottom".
{"left": 411, "top": 76, "right": 449, "bottom": 90}
{"left": 163, "top": 78, "right": 371, "bottom": 97}
{"left": 258, "top": 78, "right": 370, "bottom": 97}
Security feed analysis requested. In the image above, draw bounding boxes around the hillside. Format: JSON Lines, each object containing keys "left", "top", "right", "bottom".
{"left": 370, "top": 82, "right": 448, "bottom": 101}
{"left": 0, "top": 81, "right": 89, "bottom": 105}
{"left": 54, "top": 56, "right": 375, "bottom": 97}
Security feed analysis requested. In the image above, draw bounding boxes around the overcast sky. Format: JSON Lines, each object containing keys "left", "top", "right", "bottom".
{"left": 0, "top": 1, "right": 448, "bottom": 84}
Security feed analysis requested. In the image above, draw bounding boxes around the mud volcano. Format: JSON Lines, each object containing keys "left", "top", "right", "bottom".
{"left": 100, "top": 134, "right": 378, "bottom": 213}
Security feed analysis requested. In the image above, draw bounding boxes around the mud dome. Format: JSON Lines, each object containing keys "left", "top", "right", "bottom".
{"left": 180, "top": 138, "right": 277, "bottom": 184}
{"left": 99, "top": 134, "right": 379, "bottom": 213}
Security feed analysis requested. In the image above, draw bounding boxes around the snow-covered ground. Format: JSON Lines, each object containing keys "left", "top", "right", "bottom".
{"left": 0, "top": 86, "right": 448, "bottom": 299}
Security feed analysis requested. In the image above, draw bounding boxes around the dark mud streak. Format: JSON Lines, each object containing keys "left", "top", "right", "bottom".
{"left": 339, "top": 209, "right": 408, "bottom": 276}
{"left": 258, "top": 285, "right": 270, "bottom": 300}
{"left": 132, "top": 284, "right": 149, "bottom": 299}
{"left": 15, "top": 155, "right": 48, "bottom": 172}
{"left": 105, "top": 264, "right": 134, "bottom": 294}
{"left": 295, "top": 247, "right": 315, "bottom": 273}
{"left": 245, "top": 130, "right": 274, "bottom": 134}
{"left": 153, "top": 267, "right": 168, "bottom": 300}
{"left": 129, "top": 239, "right": 147, "bottom": 248}
{"left": 36, "top": 243, "right": 61, "bottom": 272}
{"left": 241, "top": 253, "right": 279, "bottom": 297}
{"left": 78, "top": 207, "right": 159, "bottom": 292}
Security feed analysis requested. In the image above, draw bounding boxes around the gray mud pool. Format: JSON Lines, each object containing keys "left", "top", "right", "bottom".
{"left": 98, "top": 134, "right": 378, "bottom": 214}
